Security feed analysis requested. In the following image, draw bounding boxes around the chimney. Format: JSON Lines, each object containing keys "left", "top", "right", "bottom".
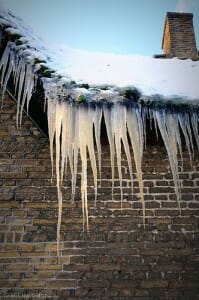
{"left": 162, "top": 12, "right": 198, "bottom": 59}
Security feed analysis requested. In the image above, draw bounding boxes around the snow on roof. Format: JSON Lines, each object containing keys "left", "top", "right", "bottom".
{"left": 0, "top": 6, "right": 199, "bottom": 105}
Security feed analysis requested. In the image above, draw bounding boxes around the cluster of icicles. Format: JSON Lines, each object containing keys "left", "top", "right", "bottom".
{"left": 1, "top": 41, "right": 199, "bottom": 250}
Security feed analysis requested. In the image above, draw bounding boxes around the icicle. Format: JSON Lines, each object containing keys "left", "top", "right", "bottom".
{"left": 111, "top": 103, "right": 134, "bottom": 207}
{"left": 19, "top": 63, "right": 37, "bottom": 126}
{"left": 141, "top": 106, "right": 147, "bottom": 149}
{"left": 103, "top": 104, "right": 115, "bottom": 199}
{"left": 47, "top": 101, "right": 100, "bottom": 233}
{"left": 87, "top": 106, "right": 98, "bottom": 207}
{"left": 13, "top": 52, "right": 21, "bottom": 93}
{"left": 178, "top": 112, "right": 193, "bottom": 164}
{"left": 155, "top": 110, "right": 181, "bottom": 212}
{"left": 16, "top": 62, "right": 25, "bottom": 127}
{"left": 127, "top": 106, "right": 145, "bottom": 224}
{"left": 55, "top": 101, "right": 64, "bottom": 253}
{"left": 93, "top": 106, "right": 102, "bottom": 186}
{"left": 60, "top": 102, "right": 70, "bottom": 185}
{"left": 151, "top": 108, "right": 159, "bottom": 141}
{"left": 0, "top": 43, "right": 11, "bottom": 86}
{"left": 168, "top": 112, "right": 183, "bottom": 169}
{"left": 47, "top": 98, "right": 56, "bottom": 179}
{"left": 25, "top": 64, "right": 37, "bottom": 113}
{"left": 1, "top": 48, "right": 15, "bottom": 102}
{"left": 78, "top": 106, "right": 89, "bottom": 230}
{"left": 190, "top": 111, "right": 199, "bottom": 150}
{"left": 0, "top": 42, "right": 37, "bottom": 126}
{"left": 111, "top": 105, "right": 123, "bottom": 204}
{"left": 70, "top": 108, "right": 79, "bottom": 202}
{"left": 119, "top": 106, "right": 134, "bottom": 198}
{"left": 0, "top": 43, "right": 13, "bottom": 107}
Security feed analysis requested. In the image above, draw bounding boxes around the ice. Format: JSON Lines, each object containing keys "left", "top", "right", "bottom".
{"left": 127, "top": 106, "right": 145, "bottom": 223}
{"left": 1, "top": 47, "right": 14, "bottom": 106}
{"left": 55, "top": 101, "right": 64, "bottom": 250}
{"left": 93, "top": 106, "right": 102, "bottom": 186}
{"left": 19, "top": 63, "right": 37, "bottom": 125}
{"left": 178, "top": 112, "right": 193, "bottom": 164}
{"left": 0, "top": 43, "right": 12, "bottom": 107}
{"left": 16, "top": 61, "right": 26, "bottom": 127}
{"left": 0, "top": 41, "right": 36, "bottom": 126}
{"left": 104, "top": 104, "right": 115, "bottom": 197}
{"left": 191, "top": 112, "right": 199, "bottom": 150}
{"left": 87, "top": 106, "right": 98, "bottom": 206}
{"left": 111, "top": 103, "right": 133, "bottom": 206}
{"left": 155, "top": 110, "right": 181, "bottom": 211}
{"left": 78, "top": 106, "right": 89, "bottom": 230}
{"left": 70, "top": 107, "right": 78, "bottom": 202}
{"left": 46, "top": 97, "right": 56, "bottom": 179}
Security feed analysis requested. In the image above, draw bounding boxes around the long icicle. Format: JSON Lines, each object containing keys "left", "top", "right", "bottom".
{"left": 104, "top": 104, "right": 115, "bottom": 199}
{"left": 155, "top": 110, "right": 182, "bottom": 212}
{"left": 127, "top": 106, "right": 145, "bottom": 224}
{"left": 55, "top": 101, "right": 64, "bottom": 254}
{"left": 111, "top": 103, "right": 134, "bottom": 207}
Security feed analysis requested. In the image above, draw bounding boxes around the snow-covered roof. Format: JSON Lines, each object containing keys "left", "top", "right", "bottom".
{"left": 0, "top": 6, "right": 199, "bottom": 106}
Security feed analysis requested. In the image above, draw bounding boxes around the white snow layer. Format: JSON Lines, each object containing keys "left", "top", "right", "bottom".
{"left": 0, "top": 7, "right": 199, "bottom": 250}
{"left": 59, "top": 48, "right": 199, "bottom": 100}
{"left": 0, "top": 6, "right": 199, "bottom": 101}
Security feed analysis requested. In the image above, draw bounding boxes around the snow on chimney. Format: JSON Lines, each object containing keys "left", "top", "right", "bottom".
{"left": 162, "top": 12, "right": 198, "bottom": 59}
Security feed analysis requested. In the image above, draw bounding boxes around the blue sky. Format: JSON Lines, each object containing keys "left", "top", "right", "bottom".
{"left": 1, "top": 0, "right": 199, "bottom": 55}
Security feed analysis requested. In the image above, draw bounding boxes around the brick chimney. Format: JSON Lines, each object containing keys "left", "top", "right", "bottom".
{"left": 162, "top": 12, "right": 198, "bottom": 59}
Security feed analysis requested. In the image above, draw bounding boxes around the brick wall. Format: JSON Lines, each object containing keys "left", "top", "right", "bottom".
{"left": 0, "top": 92, "right": 199, "bottom": 300}
{"left": 162, "top": 12, "right": 198, "bottom": 59}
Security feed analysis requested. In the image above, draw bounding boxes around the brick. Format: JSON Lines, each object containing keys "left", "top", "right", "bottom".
{"left": 149, "top": 187, "right": 175, "bottom": 193}
{"left": 58, "top": 256, "right": 70, "bottom": 265}
{"left": 112, "top": 280, "right": 137, "bottom": 288}
{"left": 17, "top": 280, "right": 46, "bottom": 288}
{"left": 0, "top": 272, "right": 9, "bottom": 279}
{"left": 135, "top": 289, "right": 150, "bottom": 297}
{"left": 37, "top": 271, "right": 55, "bottom": 279}
{"left": 81, "top": 279, "right": 107, "bottom": 288}
{"left": 5, "top": 264, "right": 33, "bottom": 271}
{"left": 23, "top": 203, "right": 49, "bottom": 209}
{"left": 47, "top": 280, "right": 77, "bottom": 289}
{"left": 168, "top": 248, "right": 193, "bottom": 256}
{"left": 140, "top": 249, "right": 164, "bottom": 256}
{"left": 0, "top": 280, "right": 17, "bottom": 288}
{"left": 33, "top": 219, "right": 57, "bottom": 225}
{"left": 0, "top": 202, "right": 20, "bottom": 208}
{"left": 18, "top": 244, "right": 34, "bottom": 252}
{"left": 35, "top": 264, "right": 61, "bottom": 271}
{"left": 47, "top": 243, "right": 63, "bottom": 251}
{"left": 140, "top": 280, "right": 168, "bottom": 288}
{"left": 19, "top": 251, "right": 46, "bottom": 257}
{"left": 0, "top": 252, "right": 20, "bottom": 257}
{"left": 93, "top": 264, "right": 121, "bottom": 271}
